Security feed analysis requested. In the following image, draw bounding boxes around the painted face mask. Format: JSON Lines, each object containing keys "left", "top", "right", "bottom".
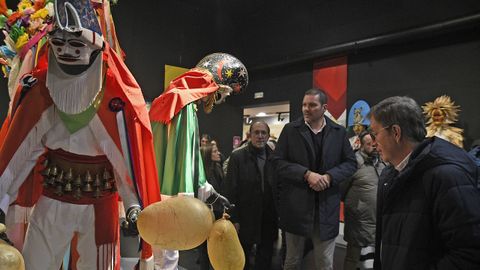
{"left": 214, "top": 85, "right": 233, "bottom": 104}
{"left": 49, "top": 0, "right": 104, "bottom": 66}
{"left": 49, "top": 30, "right": 99, "bottom": 66}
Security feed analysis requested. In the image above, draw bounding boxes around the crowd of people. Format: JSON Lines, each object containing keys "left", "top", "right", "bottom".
{"left": 201, "top": 89, "right": 480, "bottom": 270}
{"left": 0, "top": 1, "right": 478, "bottom": 269}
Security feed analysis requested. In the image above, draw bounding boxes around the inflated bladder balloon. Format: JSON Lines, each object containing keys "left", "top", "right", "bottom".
{"left": 0, "top": 224, "right": 25, "bottom": 270}
{"left": 207, "top": 213, "right": 245, "bottom": 270}
{"left": 137, "top": 196, "right": 213, "bottom": 250}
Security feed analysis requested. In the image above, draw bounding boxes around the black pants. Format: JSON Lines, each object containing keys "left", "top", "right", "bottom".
{"left": 240, "top": 214, "right": 276, "bottom": 270}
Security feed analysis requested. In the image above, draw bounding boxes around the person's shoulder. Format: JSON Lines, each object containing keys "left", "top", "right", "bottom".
{"left": 325, "top": 116, "right": 347, "bottom": 131}
{"left": 230, "top": 145, "right": 249, "bottom": 159}
{"left": 283, "top": 118, "right": 304, "bottom": 130}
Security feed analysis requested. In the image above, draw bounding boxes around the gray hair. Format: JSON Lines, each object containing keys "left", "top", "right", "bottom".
{"left": 369, "top": 96, "right": 426, "bottom": 143}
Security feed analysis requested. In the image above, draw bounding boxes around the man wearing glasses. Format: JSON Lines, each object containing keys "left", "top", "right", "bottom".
{"left": 369, "top": 96, "right": 480, "bottom": 269}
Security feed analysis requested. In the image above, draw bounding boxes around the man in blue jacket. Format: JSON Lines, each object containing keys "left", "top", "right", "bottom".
{"left": 273, "top": 88, "right": 356, "bottom": 270}
{"left": 370, "top": 96, "right": 480, "bottom": 270}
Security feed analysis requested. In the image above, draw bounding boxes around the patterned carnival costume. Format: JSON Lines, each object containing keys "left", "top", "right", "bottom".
{"left": 0, "top": 0, "right": 160, "bottom": 269}
{"left": 148, "top": 53, "right": 248, "bottom": 269}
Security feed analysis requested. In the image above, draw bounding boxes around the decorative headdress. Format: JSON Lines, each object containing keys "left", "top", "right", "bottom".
{"left": 422, "top": 95, "right": 463, "bottom": 147}
{"left": 196, "top": 53, "right": 248, "bottom": 95}
{"left": 52, "top": 0, "right": 103, "bottom": 49}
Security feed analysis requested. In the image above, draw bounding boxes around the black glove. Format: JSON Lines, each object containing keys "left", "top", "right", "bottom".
{"left": 0, "top": 208, "right": 5, "bottom": 225}
{"left": 121, "top": 206, "right": 141, "bottom": 237}
{"left": 206, "top": 191, "right": 234, "bottom": 213}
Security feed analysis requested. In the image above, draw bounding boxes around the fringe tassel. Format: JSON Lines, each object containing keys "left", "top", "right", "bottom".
{"left": 46, "top": 51, "right": 103, "bottom": 114}
{"left": 0, "top": 107, "right": 54, "bottom": 197}
{"left": 97, "top": 243, "right": 116, "bottom": 270}
{"left": 89, "top": 116, "right": 137, "bottom": 204}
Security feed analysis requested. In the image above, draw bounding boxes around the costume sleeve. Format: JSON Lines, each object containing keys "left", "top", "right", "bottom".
{"left": 114, "top": 170, "right": 140, "bottom": 210}
{"left": 325, "top": 130, "right": 357, "bottom": 186}
{"left": 0, "top": 106, "right": 52, "bottom": 213}
{"left": 271, "top": 126, "right": 309, "bottom": 183}
{"left": 427, "top": 165, "right": 480, "bottom": 269}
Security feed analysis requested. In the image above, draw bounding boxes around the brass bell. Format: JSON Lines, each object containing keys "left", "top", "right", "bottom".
{"left": 64, "top": 181, "right": 73, "bottom": 192}
{"left": 103, "top": 168, "right": 112, "bottom": 181}
{"left": 55, "top": 170, "right": 64, "bottom": 184}
{"left": 64, "top": 168, "right": 73, "bottom": 181}
{"left": 93, "top": 187, "right": 102, "bottom": 198}
{"left": 73, "top": 187, "right": 82, "bottom": 199}
{"left": 50, "top": 165, "right": 58, "bottom": 177}
{"left": 83, "top": 171, "right": 93, "bottom": 192}
{"left": 41, "top": 166, "right": 51, "bottom": 177}
{"left": 42, "top": 158, "right": 49, "bottom": 168}
{"left": 93, "top": 174, "right": 101, "bottom": 187}
{"left": 73, "top": 175, "right": 82, "bottom": 187}
{"left": 104, "top": 180, "right": 112, "bottom": 190}
{"left": 54, "top": 185, "right": 63, "bottom": 196}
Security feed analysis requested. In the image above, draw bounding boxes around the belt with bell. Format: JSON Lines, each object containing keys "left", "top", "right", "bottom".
{"left": 41, "top": 148, "right": 117, "bottom": 204}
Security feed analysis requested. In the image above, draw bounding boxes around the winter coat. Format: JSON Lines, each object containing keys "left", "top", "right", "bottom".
{"left": 374, "top": 137, "right": 480, "bottom": 270}
{"left": 272, "top": 117, "right": 356, "bottom": 239}
{"left": 344, "top": 150, "right": 385, "bottom": 246}
{"left": 225, "top": 143, "right": 278, "bottom": 243}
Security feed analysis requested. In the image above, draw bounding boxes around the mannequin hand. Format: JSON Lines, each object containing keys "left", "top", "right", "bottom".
{"left": 121, "top": 206, "right": 141, "bottom": 237}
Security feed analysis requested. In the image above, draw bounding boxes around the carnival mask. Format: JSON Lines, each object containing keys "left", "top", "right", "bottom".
{"left": 49, "top": 30, "right": 100, "bottom": 66}
{"left": 215, "top": 85, "right": 233, "bottom": 104}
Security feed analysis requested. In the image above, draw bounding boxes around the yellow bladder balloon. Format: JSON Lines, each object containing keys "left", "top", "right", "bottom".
{"left": 207, "top": 213, "right": 245, "bottom": 270}
{"left": 0, "top": 224, "right": 25, "bottom": 270}
{"left": 137, "top": 196, "right": 213, "bottom": 250}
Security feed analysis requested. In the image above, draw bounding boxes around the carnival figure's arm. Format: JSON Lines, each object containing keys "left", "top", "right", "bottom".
{"left": 114, "top": 170, "right": 141, "bottom": 235}
{"left": 0, "top": 132, "right": 47, "bottom": 215}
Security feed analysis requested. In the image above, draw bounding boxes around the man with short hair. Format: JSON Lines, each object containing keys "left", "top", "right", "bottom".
{"left": 369, "top": 96, "right": 480, "bottom": 270}
{"left": 225, "top": 121, "right": 278, "bottom": 270}
{"left": 343, "top": 131, "right": 385, "bottom": 270}
{"left": 273, "top": 88, "right": 356, "bottom": 270}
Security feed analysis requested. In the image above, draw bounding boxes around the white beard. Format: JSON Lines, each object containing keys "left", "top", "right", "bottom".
{"left": 46, "top": 51, "right": 103, "bottom": 114}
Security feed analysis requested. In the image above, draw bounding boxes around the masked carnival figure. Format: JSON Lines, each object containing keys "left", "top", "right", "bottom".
{"left": 422, "top": 95, "right": 464, "bottom": 148}
{"left": 0, "top": 0, "right": 160, "bottom": 269}
{"left": 148, "top": 53, "right": 248, "bottom": 269}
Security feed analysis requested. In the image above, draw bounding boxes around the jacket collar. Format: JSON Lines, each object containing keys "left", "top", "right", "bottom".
{"left": 247, "top": 141, "right": 272, "bottom": 157}
{"left": 293, "top": 116, "right": 337, "bottom": 161}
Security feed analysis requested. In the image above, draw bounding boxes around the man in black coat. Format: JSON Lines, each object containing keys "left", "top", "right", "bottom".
{"left": 369, "top": 96, "right": 480, "bottom": 270}
{"left": 272, "top": 88, "right": 357, "bottom": 270}
{"left": 225, "top": 121, "right": 278, "bottom": 270}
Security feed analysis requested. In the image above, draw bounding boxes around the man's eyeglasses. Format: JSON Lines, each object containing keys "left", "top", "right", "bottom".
{"left": 368, "top": 125, "right": 391, "bottom": 140}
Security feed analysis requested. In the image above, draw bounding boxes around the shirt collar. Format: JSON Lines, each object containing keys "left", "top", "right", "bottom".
{"left": 395, "top": 151, "right": 412, "bottom": 172}
{"left": 305, "top": 116, "right": 326, "bottom": 134}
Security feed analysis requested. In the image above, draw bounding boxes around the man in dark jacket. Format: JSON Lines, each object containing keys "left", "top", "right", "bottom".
{"left": 225, "top": 121, "right": 278, "bottom": 270}
{"left": 370, "top": 96, "right": 480, "bottom": 270}
{"left": 273, "top": 88, "right": 357, "bottom": 270}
